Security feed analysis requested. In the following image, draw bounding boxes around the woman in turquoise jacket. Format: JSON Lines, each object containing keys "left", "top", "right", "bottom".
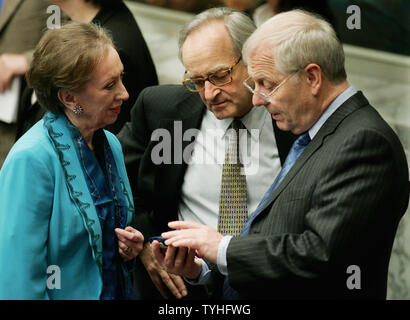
{"left": 0, "top": 22, "right": 144, "bottom": 299}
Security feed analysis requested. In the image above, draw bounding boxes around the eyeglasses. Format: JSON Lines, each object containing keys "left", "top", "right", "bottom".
{"left": 243, "top": 71, "right": 299, "bottom": 103}
{"left": 182, "top": 57, "right": 242, "bottom": 92}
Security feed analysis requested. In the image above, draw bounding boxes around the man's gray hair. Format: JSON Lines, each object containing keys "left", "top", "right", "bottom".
{"left": 178, "top": 7, "right": 256, "bottom": 61}
{"left": 243, "top": 9, "right": 346, "bottom": 83}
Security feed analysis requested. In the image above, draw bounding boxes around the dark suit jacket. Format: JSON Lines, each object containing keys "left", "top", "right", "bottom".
{"left": 117, "top": 84, "right": 296, "bottom": 299}
{"left": 222, "top": 91, "right": 409, "bottom": 299}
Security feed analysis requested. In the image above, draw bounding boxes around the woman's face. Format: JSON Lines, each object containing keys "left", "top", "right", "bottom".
{"left": 70, "top": 45, "right": 129, "bottom": 132}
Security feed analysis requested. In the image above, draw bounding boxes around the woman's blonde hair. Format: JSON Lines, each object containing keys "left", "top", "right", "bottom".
{"left": 26, "top": 21, "right": 114, "bottom": 113}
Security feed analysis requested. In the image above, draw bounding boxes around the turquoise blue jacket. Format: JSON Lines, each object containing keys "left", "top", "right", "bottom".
{"left": 0, "top": 113, "right": 134, "bottom": 299}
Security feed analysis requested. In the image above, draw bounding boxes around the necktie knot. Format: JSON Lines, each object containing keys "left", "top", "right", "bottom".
{"left": 296, "top": 132, "right": 311, "bottom": 147}
{"left": 231, "top": 118, "right": 245, "bottom": 132}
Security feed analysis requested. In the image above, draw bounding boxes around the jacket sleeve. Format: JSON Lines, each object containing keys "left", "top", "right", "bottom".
{"left": 0, "top": 147, "right": 54, "bottom": 299}
{"left": 226, "top": 128, "right": 407, "bottom": 292}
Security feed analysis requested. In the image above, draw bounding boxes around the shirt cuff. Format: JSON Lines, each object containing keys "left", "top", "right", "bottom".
{"left": 217, "top": 235, "right": 232, "bottom": 276}
{"left": 184, "top": 258, "right": 212, "bottom": 285}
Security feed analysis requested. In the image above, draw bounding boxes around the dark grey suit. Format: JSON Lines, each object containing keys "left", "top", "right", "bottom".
{"left": 118, "top": 84, "right": 296, "bottom": 299}
{"left": 222, "top": 91, "right": 409, "bottom": 299}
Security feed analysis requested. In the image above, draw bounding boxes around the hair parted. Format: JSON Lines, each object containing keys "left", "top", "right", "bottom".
{"left": 26, "top": 21, "right": 114, "bottom": 114}
{"left": 178, "top": 7, "right": 256, "bottom": 61}
{"left": 243, "top": 9, "right": 346, "bottom": 84}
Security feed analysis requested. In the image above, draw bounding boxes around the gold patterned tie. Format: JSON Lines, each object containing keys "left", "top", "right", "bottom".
{"left": 217, "top": 119, "right": 248, "bottom": 237}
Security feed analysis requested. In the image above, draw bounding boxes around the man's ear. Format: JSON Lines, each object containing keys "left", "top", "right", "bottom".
{"left": 304, "top": 63, "right": 322, "bottom": 96}
{"left": 57, "top": 89, "right": 77, "bottom": 111}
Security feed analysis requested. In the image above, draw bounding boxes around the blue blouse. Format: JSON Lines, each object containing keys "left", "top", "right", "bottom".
{"left": 67, "top": 119, "right": 135, "bottom": 300}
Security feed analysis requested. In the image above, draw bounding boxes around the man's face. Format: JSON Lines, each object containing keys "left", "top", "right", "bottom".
{"left": 181, "top": 21, "right": 252, "bottom": 119}
{"left": 248, "top": 48, "right": 321, "bottom": 135}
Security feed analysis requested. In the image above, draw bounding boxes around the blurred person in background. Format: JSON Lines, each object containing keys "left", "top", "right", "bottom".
{"left": 223, "top": 0, "right": 336, "bottom": 28}
{"left": 0, "top": 0, "right": 49, "bottom": 167}
{"left": 132, "top": 0, "right": 222, "bottom": 13}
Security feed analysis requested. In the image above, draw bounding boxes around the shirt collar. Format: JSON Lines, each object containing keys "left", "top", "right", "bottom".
{"left": 308, "top": 85, "right": 357, "bottom": 139}
{"left": 240, "top": 105, "right": 268, "bottom": 135}
{"left": 206, "top": 105, "right": 268, "bottom": 138}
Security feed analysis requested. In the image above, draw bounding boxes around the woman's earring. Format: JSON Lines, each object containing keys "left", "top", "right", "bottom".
{"left": 73, "top": 105, "right": 83, "bottom": 115}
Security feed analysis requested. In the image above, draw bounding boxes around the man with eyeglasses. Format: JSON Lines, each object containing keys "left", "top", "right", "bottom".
{"left": 152, "top": 9, "right": 409, "bottom": 300}
{"left": 117, "top": 7, "right": 295, "bottom": 299}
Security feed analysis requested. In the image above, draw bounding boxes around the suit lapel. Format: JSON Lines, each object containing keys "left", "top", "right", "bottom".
{"left": 255, "top": 91, "right": 369, "bottom": 217}
{"left": 0, "top": 0, "right": 22, "bottom": 32}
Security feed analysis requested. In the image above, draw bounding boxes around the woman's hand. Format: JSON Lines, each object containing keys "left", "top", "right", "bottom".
{"left": 115, "top": 226, "right": 144, "bottom": 261}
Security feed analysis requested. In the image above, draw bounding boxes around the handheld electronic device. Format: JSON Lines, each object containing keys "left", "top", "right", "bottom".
{"left": 149, "top": 236, "right": 168, "bottom": 250}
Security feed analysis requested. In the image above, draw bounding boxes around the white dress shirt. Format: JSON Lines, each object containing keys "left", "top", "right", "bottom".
{"left": 177, "top": 105, "right": 282, "bottom": 230}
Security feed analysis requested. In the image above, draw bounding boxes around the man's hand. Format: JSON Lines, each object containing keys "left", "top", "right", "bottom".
{"left": 151, "top": 240, "right": 203, "bottom": 280}
{"left": 140, "top": 242, "right": 188, "bottom": 299}
{"left": 162, "top": 221, "right": 224, "bottom": 264}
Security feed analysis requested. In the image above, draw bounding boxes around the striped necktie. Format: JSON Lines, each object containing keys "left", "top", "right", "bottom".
{"left": 217, "top": 119, "right": 248, "bottom": 237}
